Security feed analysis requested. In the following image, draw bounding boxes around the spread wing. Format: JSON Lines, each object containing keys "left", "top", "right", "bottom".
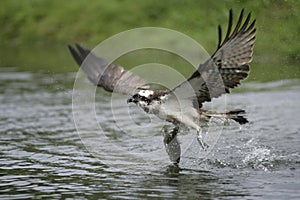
{"left": 68, "top": 44, "right": 149, "bottom": 95}
{"left": 170, "top": 9, "right": 256, "bottom": 108}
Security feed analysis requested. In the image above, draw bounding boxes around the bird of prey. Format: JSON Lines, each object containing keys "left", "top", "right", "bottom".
{"left": 68, "top": 9, "right": 256, "bottom": 164}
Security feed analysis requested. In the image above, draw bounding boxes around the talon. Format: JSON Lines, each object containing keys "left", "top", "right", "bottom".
{"left": 197, "top": 128, "right": 209, "bottom": 150}
{"left": 162, "top": 125, "right": 169, "bottom": 133}
{"left": 163, "top": 125, "right": 179, "bottom": 144}
{"left": 197, "top": 136, "right": 210, "bottom": 150}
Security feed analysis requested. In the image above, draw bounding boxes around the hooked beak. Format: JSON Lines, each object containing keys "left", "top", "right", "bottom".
{"left": 127, "top": 97, "right": 138, "bottom": 104}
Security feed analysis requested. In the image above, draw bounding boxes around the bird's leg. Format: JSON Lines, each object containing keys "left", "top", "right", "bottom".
{"left": 196, "top": 127, "right": 209, "bottom": 150}
{"left": 163, "top": 125, "right": 181, "bottom": 165}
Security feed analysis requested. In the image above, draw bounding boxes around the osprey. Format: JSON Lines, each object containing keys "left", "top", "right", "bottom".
{"left": 68, "top": 9, "right": 256, "bottom": 164}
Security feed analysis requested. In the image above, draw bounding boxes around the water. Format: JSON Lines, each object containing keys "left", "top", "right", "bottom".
{"left": 1, "top": 68, "right": 299, "bottom": 199}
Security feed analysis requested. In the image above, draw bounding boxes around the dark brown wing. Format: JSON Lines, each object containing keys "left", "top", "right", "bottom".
{"left": 68, "top": 44, "right": 149, "bottom": 95}
{"left": 170, "top": 9, "right": 256, "bottom": 108}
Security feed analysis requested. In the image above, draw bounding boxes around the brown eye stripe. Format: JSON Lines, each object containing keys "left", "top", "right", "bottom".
{"left": 133, "top": 94, "right": 140, "bottom": 98}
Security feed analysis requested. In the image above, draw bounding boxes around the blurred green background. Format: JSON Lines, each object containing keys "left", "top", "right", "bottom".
{"left": 0, "top": 0, "right": 299, "bottom": 82}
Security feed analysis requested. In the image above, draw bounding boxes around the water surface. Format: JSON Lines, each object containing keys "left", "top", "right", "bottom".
{"left": 0, "top": 68, "right": 299, "bottom": 199}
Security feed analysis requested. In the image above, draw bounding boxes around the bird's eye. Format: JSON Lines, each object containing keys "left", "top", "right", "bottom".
{"left": 133, "top": 94, "right": 140, "bottom": 99}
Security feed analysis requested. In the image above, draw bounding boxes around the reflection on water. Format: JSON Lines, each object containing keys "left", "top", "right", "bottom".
{"left": 0, "top": 68, "right": 299, "bottom": 199}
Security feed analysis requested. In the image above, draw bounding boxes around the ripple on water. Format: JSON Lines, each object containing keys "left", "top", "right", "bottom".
{"left": 0, "top": 71, "right": 299, "bottom": 199}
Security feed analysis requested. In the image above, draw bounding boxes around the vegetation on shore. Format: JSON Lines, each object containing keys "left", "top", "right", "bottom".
{"left": 0, "top": 0, "right": 299, "bottom": 81}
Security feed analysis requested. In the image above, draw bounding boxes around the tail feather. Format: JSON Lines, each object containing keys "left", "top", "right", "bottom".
{"left": 225, "top": 109, "right": 248, "bottom": 124}
{"left": 201, "top": 109, "right": 249, "bottom": 125}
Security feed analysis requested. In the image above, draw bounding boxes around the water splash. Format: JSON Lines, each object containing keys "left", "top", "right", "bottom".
{"left": 242, "top": 147, "right": 272, "bottom": 171}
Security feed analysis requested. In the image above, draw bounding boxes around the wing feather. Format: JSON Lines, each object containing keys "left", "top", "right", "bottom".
{"left": 69, "top": 9, "right": 256, "bottom": 108}
{"left": 169, "top": 9, "right": 256, "bottom": 108}
{"left": 68, "top": 44, "right": 149, "bottom": 95}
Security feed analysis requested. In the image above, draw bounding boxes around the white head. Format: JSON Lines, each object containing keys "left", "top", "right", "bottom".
{"left": 127, "top": 90, "right": 155, "bottom": 110}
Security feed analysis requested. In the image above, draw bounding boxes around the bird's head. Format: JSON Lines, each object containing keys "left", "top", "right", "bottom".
{"left": 127, "top": 90, "right": 154, "bottom": 109}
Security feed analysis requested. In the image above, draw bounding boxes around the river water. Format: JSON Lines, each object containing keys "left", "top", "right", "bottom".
{"left": 0, "top": 68, "right": 299, "bottom": 199}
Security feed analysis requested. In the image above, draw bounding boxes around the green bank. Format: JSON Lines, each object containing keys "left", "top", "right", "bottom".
{"left": 0, "top": 0, "right": 299, "bottom": 82}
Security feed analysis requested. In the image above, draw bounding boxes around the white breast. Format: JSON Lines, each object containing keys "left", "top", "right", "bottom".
{"left": 157, "top": 94, "right": 200, "bottom": 129}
